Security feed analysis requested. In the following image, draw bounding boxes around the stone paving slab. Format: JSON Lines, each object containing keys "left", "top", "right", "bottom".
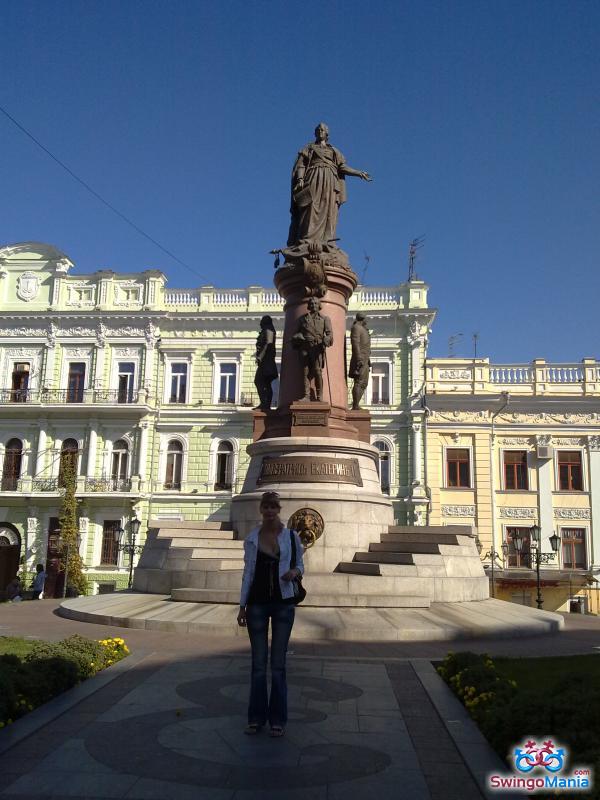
{"left": 0, "top": 651, "right": 491, "bottom": 800}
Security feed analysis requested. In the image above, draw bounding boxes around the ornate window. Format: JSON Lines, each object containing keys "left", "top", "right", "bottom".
{"left": 169, "top": 363, "right": 188, "bottom": 404}
{"left": 10, "top": 363, "right": 30, "bottom": 402}
{"left": 446, "top": 448, "right": 470, "bottom": 488}
{"left": 100, "top": 520, "right": 121, "bottom": 566}
{"left": 215, "top": 441, "right": 234, "bottom": 491}
{"left": 557, "top": 451, "right": 583, "bottom": 491}
{"left": 561, "top": 528, "right": 587, "bottom": 569}
{"left": 218, "top": 363, "right": 237, "bottom": 404}
{"left": 373, "top": 440, "right": 391, "bottom": 494}
{"left": 369, "top": 364, "right": 390, "bottom": 405}
{"left": 503, "top": 450, "right": 528, "bottom": 490}
{"left": 505, "top": 526, "right": 532, "bottom": 568}
{"left": 67, "top": 363, "right": 86, "bottom": 403}
{"left": 111, "top": 440, "right": 129, "bottom": 490}
{"left": 1, "top": 438, "right": 23, "bottom": 491}
{"left": 164, "top": 440, "right": 183, "bottom": 489}
{"left": 117, "top": 363, "right": 136, "bottom": 403}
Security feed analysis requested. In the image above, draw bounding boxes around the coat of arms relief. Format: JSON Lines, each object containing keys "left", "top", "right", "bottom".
{"left": 16, "top": 271, "right": 40, "bottom": 302}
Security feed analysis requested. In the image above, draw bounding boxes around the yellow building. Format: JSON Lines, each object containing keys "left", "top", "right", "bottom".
{"left": 424, "top": 358, "right": 600, "bottom": 612}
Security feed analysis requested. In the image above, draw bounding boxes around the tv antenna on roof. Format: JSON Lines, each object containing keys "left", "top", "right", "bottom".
{"left": 472, "top": 332, "right": 480, "bottom": 359}
{"left": 448, "top": 333, "right": 463, "bottom": 356}
{"left": 361, "top": 251, "right": 371, "bottom": 284}
{"left": 408, "top": 235, "right": 425, "bottom": 282}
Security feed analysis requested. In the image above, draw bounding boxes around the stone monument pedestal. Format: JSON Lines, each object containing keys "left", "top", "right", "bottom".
{"left": 230, "top": 436, "right": 393, "bottom": 573}
{"left": 252, "top": 402, "right": 371, "bottom": 443}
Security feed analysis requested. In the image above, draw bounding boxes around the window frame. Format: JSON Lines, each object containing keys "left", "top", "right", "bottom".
{"left": 66, "top": 362, "right": 87, "bottom": 403}
{"left": 163, "top": 438, "right": 185, "bottom": 490}
{"left": 100, "top": 519, "right": 121, "bottom": 567}
{"left": 502, "top": 449, "right": 529, "bottom": 491}
{"left": 372, "top": 438, "right": 392, "bottom": 494}
{"left": 115, "top": 361, "right": 138, "bottom": 404}
{"left": 366, "top": 360, "right": 392, "bottom": 406}
{"left": 556, "top": 449, "right": 585, "bottom": 492}
{"left": 210, "top": 351, "right": 243, "bottom": 405}
{"left": 214, "top": 440, "right": 234, "bottom": 491}
{"left": 559, "top": 526, "right": 588, "bottom": 570}
{"left": 504, "top": 525, "right": 533, "bottom": 568}
{"left": 162, "top": 353, "right": 193, "bottom": 405}
{"left": 1, "top": 438, "right": 23, "bottom": 491}
{"left": 444, "top": 445, "right": 472, "bottom": 489}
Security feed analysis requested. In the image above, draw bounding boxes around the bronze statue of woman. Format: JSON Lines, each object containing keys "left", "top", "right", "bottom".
{"left": 254, "top": 315, "right": 278, "bottom": 410}
{"left": 287, "top": 123, "right": 372, "bottom": 248}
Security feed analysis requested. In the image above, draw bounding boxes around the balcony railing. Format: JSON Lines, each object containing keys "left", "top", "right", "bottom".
{"left": 427, "top": 359, "right": 600, "bottom": 396}
{"left": 31, "top": 478, "right": 60, "bottom": 492}
{"left": 84, "top": 477, "right": 132, "bottom": 493}
{"left": 0, "top": 388, "right": 144, "bottom": 406}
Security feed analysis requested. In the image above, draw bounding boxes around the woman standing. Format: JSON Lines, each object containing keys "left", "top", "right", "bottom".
{"left": 237, "top": 491, "right": 304, "bottom": 737}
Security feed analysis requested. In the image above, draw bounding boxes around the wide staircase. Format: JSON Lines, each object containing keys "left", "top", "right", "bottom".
{"left": 134, "top": 521, "right": 488, "bottom": 609}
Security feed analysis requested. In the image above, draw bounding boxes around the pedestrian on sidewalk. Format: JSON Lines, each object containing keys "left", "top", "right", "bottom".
{"left": 237, "top": 491, "right": 304, "bottom": 738}
{"left": 29, "top": 563, "right": 46, "bottom": 599}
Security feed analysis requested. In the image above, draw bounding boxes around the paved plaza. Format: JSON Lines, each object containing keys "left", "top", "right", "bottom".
{"left": 1, "top": 601, "right": 599, "bottom": 799}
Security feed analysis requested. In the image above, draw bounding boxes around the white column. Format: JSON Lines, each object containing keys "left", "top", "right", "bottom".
{"left": 588, "top": 436, "right": 600, "bottom": 568}
{"left": 137, "top": 422, "right": 149, "bottom": 480}
{"left": 93, "top": 346, "right": 106, "bottom": 390}
{"left": 536, "top": 437, "right": 555, "bottom": 554}
{"left": 35, "top": 426, "right": 47, "bottom": 478}
{"left": 412, "top": 420, "right": 422, "bottom": 485}
{"left": 43, "top": 345, "right": 56, "bottom": 389}
{"left": 87, "top": 423, "right": 98, "bottom": 477}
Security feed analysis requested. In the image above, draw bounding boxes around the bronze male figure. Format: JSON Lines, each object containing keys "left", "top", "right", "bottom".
{"left": 254, "top": 315, "right": 278, "bottom": 411}
{"left": 349, "top": 312, "right": 371, "bottom": 409}
{"left": 292, "top": 298, "right": 333, "bottom": 402}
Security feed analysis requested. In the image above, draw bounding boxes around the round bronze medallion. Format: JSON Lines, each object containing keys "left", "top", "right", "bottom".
{"left": 287, "top": 507, "right": 324, "bottom": 549}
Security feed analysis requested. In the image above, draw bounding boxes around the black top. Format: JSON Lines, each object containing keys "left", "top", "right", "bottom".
{"left": 247, "top": 548, "right": 283, "bottom": 604}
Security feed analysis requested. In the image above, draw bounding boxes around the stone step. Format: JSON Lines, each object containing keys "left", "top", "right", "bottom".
{"left": 149, "top": 520, "right": 233, "bottom": 530}
{"left": 189, "top": 547, "right": 244, "bottom": 560}
{"left": 171, "top": 587, "right": 430, "bottom": 608}
{"left": 370, "top": 542, "right": 442, "bottom": 554}
{"left": 177, "top": 557, "right": 244, "bottom": 571}
{"left": 381, "top": 532, "right": 460, "bottom": 545}
{"left": 182, "top": 538, "right": 242, "bottom": 549}
{"left": 388, "top": 524, "right": 472, "bottom": 535}
{"left": 157, "top": 529, "right": 238, "bottom": 547}
{"left": 354, "top": 552, "right": 414, "bottom": 565}
{"left": 336, "top": 562, "right": 381, "bottom": 576}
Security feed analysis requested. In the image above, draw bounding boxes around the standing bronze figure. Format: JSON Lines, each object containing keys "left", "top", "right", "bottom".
{"left": 287, "top": 123, "right": 371, "bottom": 248}
{"left": 292, "top": 298, "right": 333, "bottom": 402}
{"left": 254, "top": 315, "right": 278, "bottom": 411}
{"left": 349, "top": 312, "right": 371, "bottom": 410}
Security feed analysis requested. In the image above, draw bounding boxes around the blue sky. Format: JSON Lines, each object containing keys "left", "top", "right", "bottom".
{"left": 1, "top": 0, "right": 599, "bottom": 361}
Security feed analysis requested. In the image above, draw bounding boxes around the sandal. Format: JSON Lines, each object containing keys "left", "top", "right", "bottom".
{"left": 244, "top": 723, "right": 262, "bottom": 735}
{"left": 270, "top": 726, "right": 285, "bottom": 737}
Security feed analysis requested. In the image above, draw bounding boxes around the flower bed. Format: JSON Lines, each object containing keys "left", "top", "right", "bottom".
{"left": 0, "top": 634, "right": 129, "bottom": 729}
{"left": 437, "top": 651, "right": 600, "bottom": 798}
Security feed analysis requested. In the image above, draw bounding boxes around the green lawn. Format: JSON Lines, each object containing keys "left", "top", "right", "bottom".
{"left": 494, "top": 654, "right": 600, "bottom": 693}
{"left": 0, "top": 636, "right": 42, "bottom": 659}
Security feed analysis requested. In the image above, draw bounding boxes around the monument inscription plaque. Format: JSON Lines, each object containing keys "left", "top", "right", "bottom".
{"left": 258, "top": 456, "right": 362, "bottom": 486}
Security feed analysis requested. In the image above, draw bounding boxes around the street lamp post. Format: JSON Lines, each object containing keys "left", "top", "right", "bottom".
{"left": 512, "top": 525, "right": 561, "bottom": 610}
{"left": 57, "top": 532, "right": 82, "bottom": 599}
{"left": 114, "top": 516, "right": 144, "bottom": 589}
{"left": 476, "top": 536, "right": 509, "bottom": 598}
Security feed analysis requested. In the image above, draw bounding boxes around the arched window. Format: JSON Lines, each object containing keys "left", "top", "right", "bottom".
{"left": 111, "top": 439, "right": 129, "bottom": 490}
{"left": 374, "top": 440, "right": 391, "bottom": 494}
{"left": 1, "top": 439, "right": 23, "bottom": 491}
{"left": 164, "top": 440, "right": 183, "bottom": 490}
{"left": 58, "top": 439, "right": 79, "bottom": 488}
{"left": 215, "top": 441, "right": 234, "bottom": 491}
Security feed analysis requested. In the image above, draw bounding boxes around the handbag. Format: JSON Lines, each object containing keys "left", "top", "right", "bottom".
{"left": 286, "top": 530, "right": 306, "bottom": 605}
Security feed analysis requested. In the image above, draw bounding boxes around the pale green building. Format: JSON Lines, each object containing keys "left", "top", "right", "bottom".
{"left": 0, "top": 242, "right": 432, "bottom": 595}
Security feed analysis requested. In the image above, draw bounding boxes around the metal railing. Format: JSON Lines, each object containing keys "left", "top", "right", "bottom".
{"left": 31, "top": 478, "right": 59, "bottom": 492}
{"left": 0, "top": 388, "right": 142, "bottom": 405}
{"left": 84, "top": 477, "right": 132, "bottom": 493}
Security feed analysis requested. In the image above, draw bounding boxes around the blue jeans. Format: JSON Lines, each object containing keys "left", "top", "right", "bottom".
{"left": 246, "top": 603, "right": 295, "bottom": 728}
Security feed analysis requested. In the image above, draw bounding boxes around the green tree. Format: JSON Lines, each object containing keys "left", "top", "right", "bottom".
{"left": 57, "top": 455, "right": 87, "bottom": 596}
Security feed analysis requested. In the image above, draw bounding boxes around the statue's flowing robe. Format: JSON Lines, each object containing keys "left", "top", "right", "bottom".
{"left": 287, "top": 143, "right": 347, "bottom": 247}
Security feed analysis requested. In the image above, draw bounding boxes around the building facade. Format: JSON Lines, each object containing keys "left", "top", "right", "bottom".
{"left": 0, "top": 241, "right": 597, "bottom": 612}
{"left": 425, "top": 359, "right": 600, "bottom": 612}
{"left": 0, "top": 242, "right": 432, "bottom": 595}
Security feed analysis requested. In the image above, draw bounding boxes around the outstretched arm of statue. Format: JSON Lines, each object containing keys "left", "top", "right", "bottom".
{"left": 340, "top": 164, "right": 372, "bottom": 181}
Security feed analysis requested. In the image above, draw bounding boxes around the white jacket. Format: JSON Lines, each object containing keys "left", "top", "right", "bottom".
{"left": 240, "top": 526, "right": 305, "bottom": 607}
